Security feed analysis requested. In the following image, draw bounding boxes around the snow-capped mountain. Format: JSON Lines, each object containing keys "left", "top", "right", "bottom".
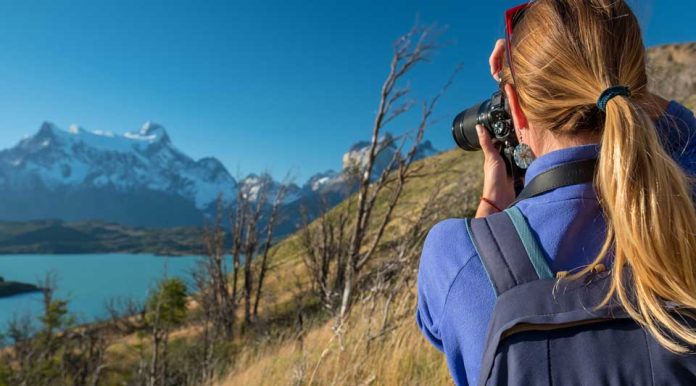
{"left": 0, "top": 123, "right": 439, "bottom": 228}
{"left": 297, "top": 134, "right": 441, "bottom": 212}
{"left": 0, "top": 122, "right": 245, "bottom": 226}
{"left": 339, "top": 134, "right": 440, "bottom": 179}
{"left": 0, "top": 121, "right": 237, "bottom": 209}
{"left": 239, "top": 173, "right": 301, "bottom": 204}
{"left": 302, "top": 169, "right": 347, "bottom": 194}
{"left": 341, "top": 133, "right": 399, "bottom": 177}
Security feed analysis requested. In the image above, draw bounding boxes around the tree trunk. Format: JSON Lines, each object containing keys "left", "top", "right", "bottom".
{"left": 243, "top": 255, "right": 253, "bottom": 326}
{"left": 339, "top": 263, "right": 355, "bottom": 321}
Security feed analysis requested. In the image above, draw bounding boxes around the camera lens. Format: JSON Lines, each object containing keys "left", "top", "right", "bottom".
{"left": 451, "top": 100, "right": 489, "bottom": 151}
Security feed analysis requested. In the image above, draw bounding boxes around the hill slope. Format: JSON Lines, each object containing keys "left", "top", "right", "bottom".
{"left": 647, "top": 42, "right": 696, "bottom": 110}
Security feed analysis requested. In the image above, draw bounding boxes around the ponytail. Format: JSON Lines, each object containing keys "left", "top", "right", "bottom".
{"left": 593, "top": 95, "right": 696, "bottom": 353}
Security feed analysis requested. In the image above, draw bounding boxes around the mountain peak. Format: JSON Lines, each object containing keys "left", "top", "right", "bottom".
{"left": 140, "top": 121, "right": 164, "bottom": 133}
{"left": 347, "top": 132, "right": 396, "bottom": 153}
{"left": 68, "top": 124, "right": 84, "bottom": 134}
{"left": 241, "top": 172, "right": 274, "bottom": 183}
{"left": 304, "top": 169, "right": 341, "bottom": 192}
{"left": 125, "top": 121, "right": 170, "bottom": 143}
{"left": 38, "top": 121, "right": 59, "bottom": 136}
{"left": 413, "top": 140, "right": 439, "bottom": 161}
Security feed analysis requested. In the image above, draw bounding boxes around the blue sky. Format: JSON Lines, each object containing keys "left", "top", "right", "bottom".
{"left": 0, "top": 0, "right": 693, "bottom": 182}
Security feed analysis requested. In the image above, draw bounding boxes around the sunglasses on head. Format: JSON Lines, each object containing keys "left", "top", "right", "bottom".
{"left": 505, "top": 2, "right": 530, "bottom": 83}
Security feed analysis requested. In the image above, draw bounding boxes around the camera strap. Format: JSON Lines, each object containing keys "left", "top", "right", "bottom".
{"left": 510, "top": 158, "right": 597, "bottom": 206}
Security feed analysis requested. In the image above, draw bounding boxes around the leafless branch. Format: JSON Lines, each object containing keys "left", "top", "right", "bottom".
{"left": 338, "top": 23, "right": 457, "bottom": 320}
{"left": 253, "top": 174, "right": 292, "bottom": 318}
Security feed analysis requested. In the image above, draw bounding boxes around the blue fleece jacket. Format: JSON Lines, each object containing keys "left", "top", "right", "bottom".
{"left": 416, "top": 101, "right": 696, "bottom": 386}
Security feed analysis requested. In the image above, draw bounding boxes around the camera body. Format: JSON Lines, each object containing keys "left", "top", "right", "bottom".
{"left": 451, "top": 89, "right": 525, "bottom": 191}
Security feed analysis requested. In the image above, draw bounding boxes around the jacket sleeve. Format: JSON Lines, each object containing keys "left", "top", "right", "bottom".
{"left": 416, "top": 222, "right": 447, "bottom": 352}
{"left": 416, "top": 219, "right": 474, "bottom": 353}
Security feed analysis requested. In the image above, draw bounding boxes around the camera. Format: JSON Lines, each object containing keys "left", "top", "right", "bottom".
{"left": 451, "top": 89, "right": 525, "bottom": 192}
{"left": 452, "top": 90, "right": 514, "bottom": 151}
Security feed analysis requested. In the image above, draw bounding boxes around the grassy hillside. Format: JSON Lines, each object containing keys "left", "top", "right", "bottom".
{"left": 217, "top": 148, "right": 483, "bottom": 386}
{"left": 215, "top": 43, "right": 696, "bottom": 386}
{"left": 647, "top": 42, "right": 696, "bottom": 110}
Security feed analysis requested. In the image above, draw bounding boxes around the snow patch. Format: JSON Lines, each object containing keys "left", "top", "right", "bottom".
{"left": 92, "top": 129, "right": 115, "bottom": 137}
{"left": 68, "top": 125, "right": 83, "bottom": 134}
{"left": 123, "top": 132, "right": 158, "bottom": 141}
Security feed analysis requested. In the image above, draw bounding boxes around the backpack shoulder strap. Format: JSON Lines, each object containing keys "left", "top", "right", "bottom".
{"left": 466, "top": 206, "right": 553, "bottom": 296}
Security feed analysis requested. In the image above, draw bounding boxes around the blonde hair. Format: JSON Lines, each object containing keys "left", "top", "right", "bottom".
{"left": 503, "top": 0, "right": 696, "bottom": 352}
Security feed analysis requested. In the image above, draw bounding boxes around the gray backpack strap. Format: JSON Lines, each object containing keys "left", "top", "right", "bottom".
{"left": 466, "top": 206, "right": 553, "bottom": 296}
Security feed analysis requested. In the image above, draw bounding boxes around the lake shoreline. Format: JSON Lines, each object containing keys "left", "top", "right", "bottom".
{"left": 0, "top": 280, "right": 42, "bottom": 298}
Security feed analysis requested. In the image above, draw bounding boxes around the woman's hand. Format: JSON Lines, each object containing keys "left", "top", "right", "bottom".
{"left": 475, "top": 39, "right": 516, "bottom": 218}
{"left": 475, "top": 125, "right": 515, "bottom": 218}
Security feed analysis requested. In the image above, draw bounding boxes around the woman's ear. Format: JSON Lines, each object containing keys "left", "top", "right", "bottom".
{"left": 503, "top": 83, "right": 529, "bottom": 136}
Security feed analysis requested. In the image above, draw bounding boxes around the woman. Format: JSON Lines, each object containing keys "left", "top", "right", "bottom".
{"left": 416, "top": 1, "right": 696, "bottom": 385}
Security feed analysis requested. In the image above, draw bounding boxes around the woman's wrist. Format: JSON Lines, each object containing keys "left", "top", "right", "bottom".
{"left": 477, "top": 180, "right": 515, "bottom": 218}
{"left": 480, "top": 196, "right": 503, "bottom": 212}
{"left": 475, "top": 200, "right": 500, "bottom": 218}
{"left": 481, "top": 183, "right": 515, "bottom": 209}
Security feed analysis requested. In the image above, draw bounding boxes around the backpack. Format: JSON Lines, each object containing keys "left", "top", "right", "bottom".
{"left": 466, "top": 206, "right": 696, "bottom": 386}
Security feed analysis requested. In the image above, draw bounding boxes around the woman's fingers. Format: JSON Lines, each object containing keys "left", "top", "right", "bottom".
{"left": 476, "top": 125, "right": 499, "bottom": 159}
{"left": 475, "top": 123, "right": 515, "bottom": 217}
{"left": 489, "top": 38, "right": 506, "bottom": 82}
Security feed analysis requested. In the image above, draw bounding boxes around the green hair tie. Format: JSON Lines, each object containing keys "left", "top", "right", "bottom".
{"left": 597, "top": 85, "right": 631, "bottom": 112}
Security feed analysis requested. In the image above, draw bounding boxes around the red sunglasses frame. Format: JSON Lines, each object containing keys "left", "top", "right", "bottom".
{"left": 505, "top": 2, "right": 530, "bottom": 83}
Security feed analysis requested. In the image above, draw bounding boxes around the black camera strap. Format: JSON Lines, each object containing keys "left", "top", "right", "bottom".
{"left": 510, "top": 158, "right": 597, "bottom": 206}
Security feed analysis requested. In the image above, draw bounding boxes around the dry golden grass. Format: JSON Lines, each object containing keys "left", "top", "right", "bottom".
{"left": 218, "top": 290, "right": 453, "bottom": 386}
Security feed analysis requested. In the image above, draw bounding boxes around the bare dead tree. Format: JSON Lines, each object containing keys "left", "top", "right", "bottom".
{"left": 105, "top": 297, "right": 146, "bottom": 334}
{"left": 300, "top": 196, "right": 351, "bottom": 311}
{"left": 337, "top": 23, "right": 461, "bottom": 322}
{"left": 241, "top": 180, "right": 269, "bottom": 328}
{"left": 191, "top": 194, "right": 237, "bottom": 346}
{"left": 362, "top": 185, "right": 445, "bottom": 350}
{"left": 189, "top": 193, "right": 240, "bottom": 383}
{"left": 147, "top": 288, "right": 165, "bottom": 386}
{"left": 194, "top": 174, "right": 289, "bottom": 347}
{"left": 61, "top": 324, "right": 110, "bottom": 386}
{"left": 231, "top": 187, "right": 247, "bottom": 313}
{"left": 190, "top": 266, "right": 217, "bottom": 385}
{"left": 252, "top": 180, "right": 290, "bottom": 319}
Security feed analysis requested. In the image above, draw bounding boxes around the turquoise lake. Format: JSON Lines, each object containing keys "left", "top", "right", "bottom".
{"left": 0, "top": 254, "right": 208, "bottom": 329}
